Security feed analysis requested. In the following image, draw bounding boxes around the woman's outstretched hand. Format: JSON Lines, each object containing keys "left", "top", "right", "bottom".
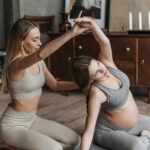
{"left": 71, "top": 21, "right": 88, "bottom": 37}
{"left": 75, "top": 17, "right": 92, "bottom": 28}
{"left": 70, "top": 11, "right": 87, "bottom": 37}
{"left": 71, "top": 17, "right": 98, "bottom": 37}
{"left": 70, "top": 11, "right": 99, "bottom": 37}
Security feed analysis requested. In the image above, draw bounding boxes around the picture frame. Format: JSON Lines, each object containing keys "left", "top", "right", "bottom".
{"left": 64, "top": 0, "right": 109, "bottom": 29}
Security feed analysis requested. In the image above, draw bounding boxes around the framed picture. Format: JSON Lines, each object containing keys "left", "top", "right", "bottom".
{"left": 64, "top": 0, "right": 109, "bottom": 29}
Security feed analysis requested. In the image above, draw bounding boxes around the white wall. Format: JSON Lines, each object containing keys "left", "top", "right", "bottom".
{"left": 109, "top": 0, "right": 150, "bottom": 31}
{"left": 19, "top": 0, "right": 63, "bottom": 32}
{"left": 0, "top": 0, "right": 64, "bottom": 49}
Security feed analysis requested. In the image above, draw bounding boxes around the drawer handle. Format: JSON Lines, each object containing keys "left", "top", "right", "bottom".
{"left": 141, "top": 59, "right": 145, "bottom": 65}
{"left": 118, "top": 63, "right": 122, "bottom": 67}
{"left": 78, "top": 45, "right": 83, "bottom": 50}
{"left": 67, "top": 57, "right": 72, "bottom": 62}
{"left": 125, "top": 47, "right": 130, "bottom": 52}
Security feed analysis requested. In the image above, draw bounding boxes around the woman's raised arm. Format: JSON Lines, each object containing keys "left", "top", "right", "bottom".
{"left": 75, "top": 17, "right": 115, "bottom": 67}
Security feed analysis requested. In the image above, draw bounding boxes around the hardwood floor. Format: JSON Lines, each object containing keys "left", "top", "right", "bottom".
{"left": 0, "top": 87, "right": 150, "bottom": 149}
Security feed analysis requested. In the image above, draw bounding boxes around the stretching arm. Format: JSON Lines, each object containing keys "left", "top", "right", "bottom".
{"left": 90, "top": 22, "right": 114, "bottom": 66}
{"left": 9, "top": 23, "right": 87, "bottom": 72}
{"left": 42, "top": 61, "right": 78, "bottom": 91}
{"left": 75, "top": 17, "right": 115, "bottom": 67}
{"left": 81, "top": 86, "right": 106, "bottom": 150}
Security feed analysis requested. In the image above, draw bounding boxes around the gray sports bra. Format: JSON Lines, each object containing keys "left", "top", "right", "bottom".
{"left": 92, "top": 67, "right": 130, "bottom": 111}
{"left": 8, "top": 62, "right": 45, "bottom": 100}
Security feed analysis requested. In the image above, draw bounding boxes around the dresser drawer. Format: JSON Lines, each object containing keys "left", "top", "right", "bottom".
{"left": 75, "top": 34, "right": 99, "bottom": 59}
{"left": 110, "top": 37, "right": 137, "bottom": 61}
{"left": 115, "top": 60, "right": 136, "bottom": 85}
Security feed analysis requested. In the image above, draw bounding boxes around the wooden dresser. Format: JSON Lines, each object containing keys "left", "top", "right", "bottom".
{"left": 109, "top": 33, "right": 150, "bottom": 103}
{"left": 47, "top": 32, "right": 150, "bottom": 103}
{"left": 47, "top": 33, "right": 99, "bottom": 80}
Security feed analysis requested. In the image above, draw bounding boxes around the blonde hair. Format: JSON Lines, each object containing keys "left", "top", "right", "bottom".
{"left": 1, "top": 18, "right": 39, "bottom": 93}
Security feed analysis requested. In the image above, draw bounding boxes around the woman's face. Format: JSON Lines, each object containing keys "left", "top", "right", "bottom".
{"left": 88, "top": 59, "right": 108, "bottom": 81}
{"left": 22, "top": 27, "right": 41, "bottom": 54}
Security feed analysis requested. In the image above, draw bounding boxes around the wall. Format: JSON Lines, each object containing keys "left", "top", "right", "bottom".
{"left": 12, "top": 0, "right": 20, "bottom": 23}
{"left": 109, "top": 0, "right": 150, "bottom": 32}
{"left": 19, "top": 0, "right": 63, "bottom": 32}
{"left": 0, "top": 0, "right": 5, "bottom": 50}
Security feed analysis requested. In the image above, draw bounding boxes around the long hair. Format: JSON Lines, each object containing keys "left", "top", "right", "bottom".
{"left": 1, "top": 18, "right": 39, "bottom": 93}
{"left": 71, "top": 55, "right": 92, "bottom": 90}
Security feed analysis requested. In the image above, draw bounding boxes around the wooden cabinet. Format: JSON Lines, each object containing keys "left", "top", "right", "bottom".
{"left": 74, "top": 34, "right": 99, "bottom": 58}
{"left": 109, "top": 36, "right": 137, "bottom": 85}
{"left": 48, "top": 34, "right": 74, "bottom": 80}
{"left": 138, "top": 38, "right": 150, "bottom": 85}
{"left": 48, "top": 33, "right": 99, "bottom": 80}
{"left": 109, "top": 34, "right": 150, "bottom": 102}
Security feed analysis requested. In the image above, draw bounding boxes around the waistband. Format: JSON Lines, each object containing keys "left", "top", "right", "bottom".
{"left": 2, "top": 106, "right": 36, "bottom": 118}
{"left": 97, "top": 115, "right": 133, "bottom": 132}
{"left": 0, "top": 106, "right": 37, "bottom": 128}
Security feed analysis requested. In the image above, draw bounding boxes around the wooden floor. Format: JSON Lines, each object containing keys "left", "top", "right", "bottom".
{"left": 0, "top": 87, "right": 150, "bottom": 149}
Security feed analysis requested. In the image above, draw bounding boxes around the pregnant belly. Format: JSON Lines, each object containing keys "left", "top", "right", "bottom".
{"left": 102, "top": 95, "right": 139, "bottom": 129}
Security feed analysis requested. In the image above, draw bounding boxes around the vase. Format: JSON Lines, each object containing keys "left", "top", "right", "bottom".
{"left": 59, "top": 12, "right": 72, "bottom": 32}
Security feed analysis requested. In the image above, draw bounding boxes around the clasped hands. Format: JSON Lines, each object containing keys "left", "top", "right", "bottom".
{"left": 75, "top": 10, "right": 95, "bottom": 30}
{"left": 70, "top": 11, "right": 97, "bottom": 37}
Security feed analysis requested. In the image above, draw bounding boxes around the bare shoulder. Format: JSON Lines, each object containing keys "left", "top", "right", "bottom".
{"left": 7, "top": 56, "right": 22, "bottom": 72}
{"left": 8, "top": 56, "right": 22, "bottom": 68}
{"left": 7, "top": 57, "right": 25, "bottom": 80}
{"left": 88, "top": 84, "right": 107, "bottom": 104}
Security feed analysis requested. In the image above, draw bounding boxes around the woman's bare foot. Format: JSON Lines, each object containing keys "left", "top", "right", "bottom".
{"left": 141, "top": 130, "right": 150, "bottom": 136}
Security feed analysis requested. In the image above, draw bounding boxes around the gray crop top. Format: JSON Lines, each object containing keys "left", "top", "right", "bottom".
{"left": 8, "top": 62, "right": 45, "bottom": 100}
{"left": 92, "top": 67, "right": 130, "bottom": 111}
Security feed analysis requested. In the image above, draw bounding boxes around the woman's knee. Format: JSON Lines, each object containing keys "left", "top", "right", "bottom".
{"left": 73, "top": 135, "right": 81, "bottom": 150}
{"left": 63, "top": 130, "right": 80, "bottom": 145}
{"left": 69, "top": 133, "right": 81, "bottom": 148}
{"left": 64, "top": 132, "right": 80, "bottom": 149}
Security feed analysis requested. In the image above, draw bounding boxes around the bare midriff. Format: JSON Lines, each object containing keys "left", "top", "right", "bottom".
{"left": 9, "top": 94, "right": 41, "bottom": 112}
{"left": 101, "top": 91, "right": 139, "bottom": 129}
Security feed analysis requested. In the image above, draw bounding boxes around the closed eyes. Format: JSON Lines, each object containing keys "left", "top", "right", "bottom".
{"left": 95, "top": 69, "right": 104, "bottom": 76}
{"left": 95, "top": 70, "right": 100, "bottom": 76}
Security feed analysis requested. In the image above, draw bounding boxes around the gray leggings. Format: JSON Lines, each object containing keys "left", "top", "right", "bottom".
{"left": 94, "top": 115, "right": 150, "bottom": 150}
{"left": 0, "top": 106, "right": 80, "bottom": 150}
